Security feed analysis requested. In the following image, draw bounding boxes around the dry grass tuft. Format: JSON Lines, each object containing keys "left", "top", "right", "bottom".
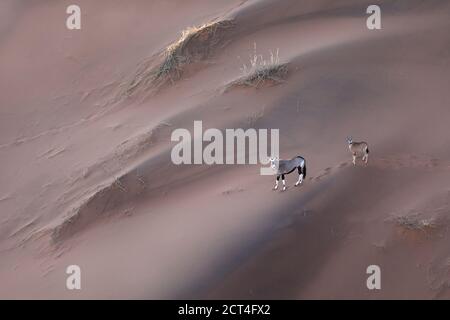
{"left": 120, "top": 20, "right": 234, "bottom": 98}
{"left": 226, "top": 44, "right": 288, "bottom": 90}
{"left": 388, "top": 212, "right": 438, "bottom": 232}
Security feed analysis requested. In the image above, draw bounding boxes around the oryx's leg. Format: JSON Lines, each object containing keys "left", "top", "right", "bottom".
{"left": 364, "top": 152, "right": 369, "bottom": 164}
{"left": 282, "top": 174, "right": 286, "bottom": 191}
{"left": 295, "top": 166, "right": 303, "bottom": 186}
{"left": 274, "top": 175, "right": 280, "bottom": 190}
{"left": 352, "top": 155, "right": 356, "bottom": 165}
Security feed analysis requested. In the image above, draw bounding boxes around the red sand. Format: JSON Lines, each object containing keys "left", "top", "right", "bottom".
{"left": 1, "top": 0, "right": 450, "bottom": 299}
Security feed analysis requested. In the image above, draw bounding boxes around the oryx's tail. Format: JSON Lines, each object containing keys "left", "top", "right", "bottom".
{"left": 303, "top": 161, "right": 307, "bottom": 178}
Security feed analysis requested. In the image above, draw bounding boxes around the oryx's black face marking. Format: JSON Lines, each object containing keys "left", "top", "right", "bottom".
{"left": 273, "top": 156, "right": 306, "bottom": 191}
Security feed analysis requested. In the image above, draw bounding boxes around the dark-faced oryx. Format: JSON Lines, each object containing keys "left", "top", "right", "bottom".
{"left": 347, "top": 136, "right": 369, "bottom": 165}
{"left": 270, "top": 156, "right": 306, "bottom": 191}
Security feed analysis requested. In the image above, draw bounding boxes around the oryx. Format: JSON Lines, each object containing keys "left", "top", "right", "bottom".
{"left": 270, "top": 156, "right": 306, "bottom": 191}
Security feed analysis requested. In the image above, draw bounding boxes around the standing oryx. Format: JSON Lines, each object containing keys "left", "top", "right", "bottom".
{"left": 347, "top": 136, "right": 369, "bottom": 165}
{"left": 270, "top": 156, "right": 306, "bottom": 191}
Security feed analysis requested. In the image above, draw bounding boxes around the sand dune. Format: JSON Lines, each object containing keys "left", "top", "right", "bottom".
{"left": 1, "top": 0, "right": 450, "bottom": 299}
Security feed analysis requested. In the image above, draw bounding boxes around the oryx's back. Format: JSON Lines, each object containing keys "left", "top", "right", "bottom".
{"left": 349, "top": 141, "right": 368, "bottom": 155}
{"left": 277, "top": 156, "right": 305, "bottom": 174}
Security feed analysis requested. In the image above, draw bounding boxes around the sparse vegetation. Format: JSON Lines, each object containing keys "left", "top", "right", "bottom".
{"left": 121, "top": 20, "right": 234, "bottom": 98}
{"left": 222, "top": 187, "right": 244, "bottom": 196}
{"left": 227, "top": 43, "right": 288, "bottom": 90}
{"left": 388, "top": 212, "right": 438, "bottom": 232}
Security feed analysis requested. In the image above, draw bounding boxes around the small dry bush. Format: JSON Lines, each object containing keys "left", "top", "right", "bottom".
{"left": 227, "top": 43, "right": 288, "bottom": 90}
{"left": 121, "top": 20, "right": 234, "bottom": 98}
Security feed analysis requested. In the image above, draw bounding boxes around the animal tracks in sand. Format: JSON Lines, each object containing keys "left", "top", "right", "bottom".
{"left": 372, "top": 154, "right": 449, "bottom": 171}
{"left": 269, "top": 153, "right": 449, "bottom": 194}
{"left": 312, "top": 166, "right": 336, "bottom": 182}
{"left": 308, "top": 154, "right": 450, "bottom": 184}
{"left": 222, "top": 187, "right": 244, "bottom": 196}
